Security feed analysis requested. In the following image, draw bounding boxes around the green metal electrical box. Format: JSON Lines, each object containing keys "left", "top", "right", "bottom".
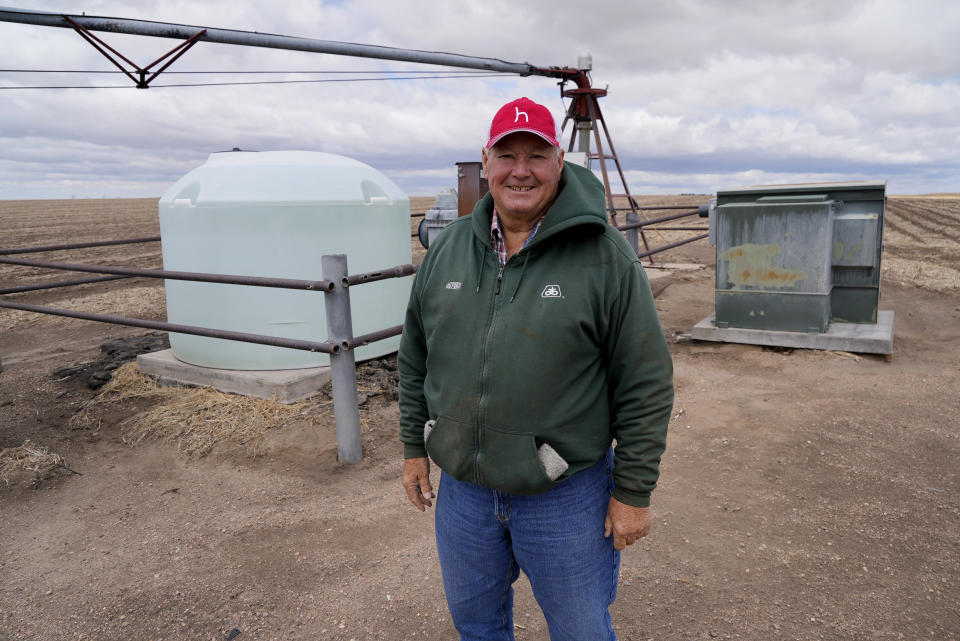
{"left": 712, "top": 181, "right": 886, "bottom": 333}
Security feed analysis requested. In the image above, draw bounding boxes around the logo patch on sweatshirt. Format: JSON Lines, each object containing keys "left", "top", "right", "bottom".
{"left": 541, "top": 284, "right": 562, "bottom": 298}
{"left": 445, "top": 281, "right": 462, "bottom": 290}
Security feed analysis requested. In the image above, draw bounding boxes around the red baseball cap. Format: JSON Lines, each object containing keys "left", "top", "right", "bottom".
{"left": 485, "top": 97, "right": 560, "bottom": 149}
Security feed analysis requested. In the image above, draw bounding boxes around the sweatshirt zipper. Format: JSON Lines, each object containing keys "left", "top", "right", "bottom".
{"left": 475, "top": 262, "right": 505, "bottom": 485}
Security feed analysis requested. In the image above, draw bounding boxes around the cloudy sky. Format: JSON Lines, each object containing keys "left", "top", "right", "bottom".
{"left": 1, "top": 0, "right": 958, "bottom": 200}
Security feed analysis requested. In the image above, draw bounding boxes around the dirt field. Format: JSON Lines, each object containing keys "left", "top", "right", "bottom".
{"left": 1, "top": 195, "right": 958, "bottom": 641}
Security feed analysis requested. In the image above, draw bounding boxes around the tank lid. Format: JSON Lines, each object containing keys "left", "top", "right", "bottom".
{"left": 160, "top": 150, "right": 407, "bottom": 206}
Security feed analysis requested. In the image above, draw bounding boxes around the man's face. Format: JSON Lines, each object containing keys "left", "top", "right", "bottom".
{"left": 482, "top": 132, "right": 564, "bottom": 224}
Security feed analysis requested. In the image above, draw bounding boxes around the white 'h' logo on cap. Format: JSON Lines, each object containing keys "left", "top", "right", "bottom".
{"left": 515, "top": 107, "right": 528, "bottom": 123}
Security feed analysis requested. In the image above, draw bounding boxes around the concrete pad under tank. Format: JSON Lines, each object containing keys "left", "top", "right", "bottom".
{"left": 137, "top": 349, "right": 330, "bottom": 404}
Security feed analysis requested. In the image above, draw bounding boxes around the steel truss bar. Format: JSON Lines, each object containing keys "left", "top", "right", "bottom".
{"left": 62, "top": 14, "right": 206, "bottom": 88}
{"left": 0, "top": 300, "right": 339, "bottom": 354}
{"left": 140, "top": 29, "right": 206, "bottom": 87}
{"left": 0, "top": 7, "right": 572, "bottom": 79}
{"left": 0, "top": 236, "right": 160, "bottom": 256}
{"left": 63, "top": 15, "right": 140, "bottom": 85}
{"left": 0, "top": 256, "right": 334, "bottom": 292}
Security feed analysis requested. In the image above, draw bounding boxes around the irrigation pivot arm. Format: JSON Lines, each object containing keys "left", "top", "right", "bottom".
{"left": 1, "top": 6, "right": 669, "bottom": 260}
{"left": 0, "top": 6, "right": 579, "bottom": 80}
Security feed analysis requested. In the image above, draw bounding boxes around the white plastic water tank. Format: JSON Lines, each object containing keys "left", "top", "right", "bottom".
{"left": 158, "top": 150, "right": 412, "bottom": 370}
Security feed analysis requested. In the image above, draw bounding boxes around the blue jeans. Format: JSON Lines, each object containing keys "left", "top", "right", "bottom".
{"left": 435, "top": 450, "right": 620, "bottom": 641}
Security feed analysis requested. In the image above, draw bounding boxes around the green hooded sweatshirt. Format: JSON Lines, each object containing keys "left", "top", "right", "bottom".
{"left": 398, "top": 162, "right": 674, "bottom": 507}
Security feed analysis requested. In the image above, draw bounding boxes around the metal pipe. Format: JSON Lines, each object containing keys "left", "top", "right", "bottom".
{"left": 0, "top": 256, "right": 334, "bottom": 292}
{"left": 322, "top": 255, "right": 363, "bottom": 464}
{"left": 0, "top": 274, "right": 129, "bottom": 295}
{"left": 344, "top": 263, "right": 417, "bottom": 287}
{"left": 346, "top": 325, "right": 403, "bottom": 350}
{"left": 616, "top": 210, "right": 701, "bottom": 231}
{"left": 0, "top": 300, "right": 339, "bottom": 353}
{"left": 642, "top": 226, "right": 709, "bottom": 232}
{"left": 611, "top": 205, "right": 708, "bottom": 212}
{"left": 0, "top": 236, "right": 160, "bottom": 256}
{"left": 636, "top": 233, "right": 709, "bottom": 259}
{"left": 0, "top": 6, "right": 568, "bottom": 78}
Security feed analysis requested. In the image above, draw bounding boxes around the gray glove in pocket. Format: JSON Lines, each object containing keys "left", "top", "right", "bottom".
{"left": 537, "top": 443, "right": 568, "bottom": 481}
{"left": 423, "top": 419, "right": 567, "bottom": 482}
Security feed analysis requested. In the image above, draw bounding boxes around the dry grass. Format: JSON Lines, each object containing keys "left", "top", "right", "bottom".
{"left": 825, "top": 350, "right": 864, "bottom": 362}
{"left": 0, "top": 440, "right": 65, "bottom": 486}
{"left": 70, "top": 363, "right": 300, "bottom": 458}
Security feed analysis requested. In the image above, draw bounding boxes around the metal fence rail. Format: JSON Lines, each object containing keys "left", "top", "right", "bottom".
{"left": 615, "top": 203, "right": 709, "bottom": 260}
{"left": 0, "top": 274, "right": 130, "bottom": 295}
{"left": 0, "top": 299, "right": 341, "bottom": 354}
{"left": 1, "top": 242, "right": 416, "bottom": 464}
{"left": 638, "top": 233, "right": 710, "bottom": 259}
{"left": 0, "top": 235, "right": 163, "bottom": 293}
{"left": 347, "top": 325, "right": 403, "bottom": 349}
{"left": 345, "top": 264, "right": 417, "bottom": 287}
{"left": 409, "top": 203, "right": 710, "bottom": 257}
{"left": 2, "top": 202, "right": 710, "bottom": 462}
{"left": 616, "top": 208, "right": 703, "bottom": 231}
{"left": 0, "top": 256, "right": 334, "bottom": 291}
{"left": 0, "top": 236, "right": 160, "bottom": 256}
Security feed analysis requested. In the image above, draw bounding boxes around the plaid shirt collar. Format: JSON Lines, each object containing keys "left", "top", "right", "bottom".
{"left": 490, "top": 209, "right": 546, "bottom": 268}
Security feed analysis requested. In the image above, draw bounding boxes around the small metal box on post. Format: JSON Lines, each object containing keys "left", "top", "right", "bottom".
{"left": 456, "top": 162, "right": 489, "bottom": 218}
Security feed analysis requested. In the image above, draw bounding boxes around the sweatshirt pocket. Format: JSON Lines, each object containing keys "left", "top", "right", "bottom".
{"left": 481, "top": 426, "right": 560, "bottom": 495}
{"left": 424, "top": 415, "right": 475, "bottom": 481}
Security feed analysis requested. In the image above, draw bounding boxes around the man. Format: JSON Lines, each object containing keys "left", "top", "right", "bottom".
{"left": 398, "top": 96, "right": 674, "bottom": 640}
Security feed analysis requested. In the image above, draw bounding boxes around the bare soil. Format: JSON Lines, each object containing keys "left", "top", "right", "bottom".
{"left": 1, "top": 196, "right": 958, "bottom": 641}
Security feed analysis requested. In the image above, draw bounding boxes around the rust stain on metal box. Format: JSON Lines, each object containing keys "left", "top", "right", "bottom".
{"left": 720, "top": 243, "right": 807, "bottom": 289}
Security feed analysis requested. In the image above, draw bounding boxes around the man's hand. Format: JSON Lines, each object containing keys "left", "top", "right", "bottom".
{"left": 604, "top": 497, "right": 651, "bottom": 551}
{"left": 402, "top": 457, "right": 435, "bottom": 511}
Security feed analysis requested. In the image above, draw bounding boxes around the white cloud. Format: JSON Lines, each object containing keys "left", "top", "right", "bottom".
{"left": 0, "top": 0, "right": 958, "bottom": 198}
